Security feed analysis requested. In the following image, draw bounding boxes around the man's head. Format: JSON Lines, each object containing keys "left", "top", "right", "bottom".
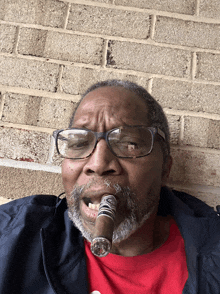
{"left": 69, "top": 80, "right": 170, "bottom": 166}
{"left": 61, "top": 80, "right": 172, "bottom": 245}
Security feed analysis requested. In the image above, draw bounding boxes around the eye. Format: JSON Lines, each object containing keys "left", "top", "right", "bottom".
{"left": 68, "top": 139, "right": 90, "bottom": 149}
{"left": 120, "top": 136, "right": 143, "bottom": 147}
{"left": 120, "top": 142, "right": 140, "bottom": 152}
{"left": 127, "top": 142, "right": 139, "bottom": 149}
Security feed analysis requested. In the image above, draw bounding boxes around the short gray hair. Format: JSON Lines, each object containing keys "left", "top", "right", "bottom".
{"left": 69, "top": 79, "right": 170, "bottom": 163}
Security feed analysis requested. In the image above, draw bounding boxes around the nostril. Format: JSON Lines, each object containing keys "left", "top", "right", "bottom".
{"left": 86, "top": 169, "right": 115, "bottom": 175}
{"left": 103, "top": 169, "right": 116, "bottom": 175}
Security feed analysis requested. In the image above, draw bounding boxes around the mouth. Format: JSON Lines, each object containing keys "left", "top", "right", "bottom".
{"left": 83, "top": 197, "right": 100, "bottom": 211}
{"left": 81, "top": 192, "right": 118, "bottom": 224}
{"left": 80, "top": 197, "right": 101, "bottom": 224}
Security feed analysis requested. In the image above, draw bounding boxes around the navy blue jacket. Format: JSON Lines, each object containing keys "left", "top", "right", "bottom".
{"left": 0, "top": 187, "right": 220, "bottom": 294}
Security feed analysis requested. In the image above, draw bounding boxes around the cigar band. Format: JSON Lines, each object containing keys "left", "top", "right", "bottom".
{"left": 97, "top": 210, "right": 115, "bottom": 221}
{"left": 97, "top": 195, "right": 117, "bottom": 221}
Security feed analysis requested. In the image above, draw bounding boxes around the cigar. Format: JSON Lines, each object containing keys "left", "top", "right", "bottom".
{"left": 91, "top": 195, "right": 117, "bottom": 257}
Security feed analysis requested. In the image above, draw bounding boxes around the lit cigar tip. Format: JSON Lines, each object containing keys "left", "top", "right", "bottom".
{"left": 91, "top": 237, "right": 111, "bottom": 257}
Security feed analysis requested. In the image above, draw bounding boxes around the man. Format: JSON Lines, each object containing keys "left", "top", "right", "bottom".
{"left": 0, "top": 80, "right": 220, "bottom": 294}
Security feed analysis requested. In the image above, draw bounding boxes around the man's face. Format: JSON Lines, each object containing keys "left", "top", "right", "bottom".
{"left": 62, "top": 86, "right": 170, "bottom": 243}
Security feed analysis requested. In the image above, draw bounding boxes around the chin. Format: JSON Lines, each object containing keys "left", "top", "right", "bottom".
{"left": 112, "top": 205, "right": 155, "bottom": 243}
{"left": 68, "top": 203, "right": 155, "bottom": 246}
{"left": 68, "top": 210, "right": 93, "bottom": 242}
{"left": 67, "top": 181, "right": 159, "bottom": 244}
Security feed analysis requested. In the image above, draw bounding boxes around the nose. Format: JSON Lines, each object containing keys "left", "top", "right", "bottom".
{"left": 83, "top": 139, "right": 122, "bottom": 176}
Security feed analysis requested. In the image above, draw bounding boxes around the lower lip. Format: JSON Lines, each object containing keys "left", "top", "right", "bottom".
{"left": 81, "top": 201, "right": 98, "bottom": 222}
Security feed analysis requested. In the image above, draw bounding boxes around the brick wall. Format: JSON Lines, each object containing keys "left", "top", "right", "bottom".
{"left": 0, "top": 0, "right": 220, "bottom": 207}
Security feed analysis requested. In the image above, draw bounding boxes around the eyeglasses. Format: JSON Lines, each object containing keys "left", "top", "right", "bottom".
{"left": 53, "top": 126, "right": 165, "bottom": 159}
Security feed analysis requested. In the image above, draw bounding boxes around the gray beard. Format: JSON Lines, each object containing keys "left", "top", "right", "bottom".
{"left": 67, "top": 181, "right": 157, "bottom": 244}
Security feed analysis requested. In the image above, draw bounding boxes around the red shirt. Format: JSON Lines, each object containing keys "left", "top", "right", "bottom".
{"left": 85, "top": 220, "right": 188, "bottom": 294}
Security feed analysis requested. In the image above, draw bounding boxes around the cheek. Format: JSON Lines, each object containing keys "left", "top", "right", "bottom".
{"left": 126, "top": 157, "right": 164, "bottom": 193}
{"left": 62, "top": 159, "right": 82, "bottom": 197}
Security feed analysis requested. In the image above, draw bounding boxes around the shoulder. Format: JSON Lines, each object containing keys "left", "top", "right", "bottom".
{"left": 160, "top": 186, "right": 219, "bottom": 218}
{"left": 0, "top": 195, "right": 60, "bottom": 235}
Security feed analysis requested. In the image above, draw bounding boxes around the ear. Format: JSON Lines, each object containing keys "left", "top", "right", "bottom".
{"left": 161, "top": 155, "right": 172, "bottom": 187}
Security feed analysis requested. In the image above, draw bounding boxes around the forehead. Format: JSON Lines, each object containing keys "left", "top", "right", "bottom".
{"left": 73, "top": 86, "right": 149, "bottom": 126}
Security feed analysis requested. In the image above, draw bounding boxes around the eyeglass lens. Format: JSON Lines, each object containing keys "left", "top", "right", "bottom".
{"left": 57, "top": 127, "right": 153, "bottom": 159}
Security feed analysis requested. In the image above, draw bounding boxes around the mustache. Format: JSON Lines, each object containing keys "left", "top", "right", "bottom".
{"left": 70, "top": 179, "right": 133, "bottom": 201}
{"left": 69, "top": 180, "right": 143, "bottom": 225}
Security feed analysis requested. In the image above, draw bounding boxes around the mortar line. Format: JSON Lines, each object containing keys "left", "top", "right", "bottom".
{"left": 63, "top": 2, "right": 71, "bottom": 29}
{"left": 63, "top": 0, "right": 220, "bottom": 24}
{"left": 0, "top": 92, "right": 6, "bottom": 120}
{"left": 191, "top": 51, "right": 197, "bottom": 80}
{"left": 46, "top": 136, "right": 56, "bottom": 164}
{"left": 149, "top": 14, "right": 157, "bottom": 40}
{"left": 1, "top": 21, "right": 220, "bottom": 54}
{"left": 13, "top": 26, "right": 20, "bottom": 55}
{"left": 56, "top": 65, "right": 64, "bottom": 93}
{"left": 195, "top": 0, "right": 200, "bottom": 17}
{"left": 147, "top": 77, "right": 153, "bottom": 94}
{"left": 0, "top": 121, "right": 55, "bottom": 134}
{"left": 164, "top": 108, "right": 220, "bottom": 121}
{"left": 0, "top": 158, "right": 61, "bottom": 173}
{"left": 0, "top": 84, "right": 80, "bottom": 101}
{"left": 179, "top": 115, "right": 185, "bottom": 145}
{"left": 3, "top": 16, "right": 220, "bottom": 33}
{"left": 0, "top": 86, "right": 75, "bottom": 100}
{"left": 101, "top": 39, "right": 109, "bottom": 67}
{"left": 167, "top": 183, "right": 220, "bottom": 193}
{"left": 0, "top": 197, "right": 12, "bottom": 203}
{"left": 167, "top": 183, "right": 220, "bottom": 208}
{"left": 171, "top": 144, "right": 220, "bottom": 155}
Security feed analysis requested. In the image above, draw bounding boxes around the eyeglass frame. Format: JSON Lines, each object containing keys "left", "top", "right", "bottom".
{"left": 53, "top": 125, "right": 166, "bottom": 160}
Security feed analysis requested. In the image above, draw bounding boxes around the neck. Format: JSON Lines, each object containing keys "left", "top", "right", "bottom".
{"left": 110, "top": 213, "right": 171, "bottom": 257}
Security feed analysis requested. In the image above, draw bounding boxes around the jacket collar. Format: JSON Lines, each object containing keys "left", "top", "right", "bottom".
{"left": 40, "top": 198, "right": 88, "bottom": 294}
{"left": 159, "top": 187, "right": 219, "bottom": 294}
